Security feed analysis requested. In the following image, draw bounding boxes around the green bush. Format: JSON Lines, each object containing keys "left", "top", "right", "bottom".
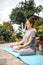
{"left": 16, "top": 32, "right": 23, "bottom": 39}
{"left": 36, "top": 25, "right": 43, "bottom": 40}
{"left": 0, "top": 22, "right": 16, "bottom": 43}
{"left": 35, "top": 18, "right": 43, "bottom": 25}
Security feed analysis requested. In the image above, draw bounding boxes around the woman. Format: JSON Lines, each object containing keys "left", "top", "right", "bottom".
{"left": 10, "top": 17, "right": 37, "bottom": 55}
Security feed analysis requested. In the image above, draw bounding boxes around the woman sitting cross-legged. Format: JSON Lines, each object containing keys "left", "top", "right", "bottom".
{"left": 10, "top": 17, "right": 37, "bottom": 56}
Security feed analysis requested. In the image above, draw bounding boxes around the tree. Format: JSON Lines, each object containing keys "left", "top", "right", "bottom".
{"left": 10, "top": 7, "right": 26, "bottom": 24}
{"left": 20, "top": 0, "right": 43, "bottom": 18}
{"left": 16, "top": 11, "right": 26, "bottom": 24}
{"left": 10, "top": 0, "right": 43, "bottom": 24}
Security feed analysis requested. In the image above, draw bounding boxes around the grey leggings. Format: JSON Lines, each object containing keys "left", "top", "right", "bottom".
{"left": 18, "top": 48, "right": 35, "bottom": 56}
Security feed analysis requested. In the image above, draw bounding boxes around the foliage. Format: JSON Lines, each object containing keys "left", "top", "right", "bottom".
{"left": 36, "top": 25, "right": 43, "bottom": 40}
{"left": 10, "top": 0, "right": 43, "bottom": 24}
{"left": 16, "top": 31, "right": 23, "bottom": 39}
{"left": 10, "top": 7, "right": 26, "bottom": 25}
{"left": 0, "top": 22, "right": 23, "bottom": 43}
{"left": 16, "top": 11, "right": 26, "bottom": 24}
{"left": 35, "top": 18, "right": 43, "bottom": 25}
{"left": 34, "top": 18, "right": 43, "bottom": 40}
{"left": 0, "top": 22, "right": 16, "bottom": 43}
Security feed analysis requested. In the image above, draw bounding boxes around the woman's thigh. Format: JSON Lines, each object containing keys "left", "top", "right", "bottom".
{"left": 19, "top": 48, "right": 35, "bottom": 55}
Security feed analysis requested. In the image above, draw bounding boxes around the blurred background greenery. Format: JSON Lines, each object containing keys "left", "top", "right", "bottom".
{"left": 0, "top": 0, "right": 43, "bottom": 45}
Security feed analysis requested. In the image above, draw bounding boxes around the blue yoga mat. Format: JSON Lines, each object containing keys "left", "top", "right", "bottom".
{"left": 3, "top": 46, "right": 43, "bottom": 65}
{"left": 3, "top": 46, "right": 19, "bottom": 57}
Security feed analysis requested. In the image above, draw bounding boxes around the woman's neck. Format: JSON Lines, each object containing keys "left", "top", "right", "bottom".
{"left": 28, "top": 27, "right": 33, "bottom": 30}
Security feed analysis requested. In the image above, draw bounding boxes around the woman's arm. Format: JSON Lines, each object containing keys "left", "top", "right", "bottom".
{"left": 10, "top": 37, "right": 25, "bottom": 48}
{"left": 21, "top": 29, "right": 37, "bottom": 47}
{"left": 16, "top": 30, "right": 36, "bottom": 49}
{"left": 22, "top": 37, "right": 35, "bottom": 48}
{"left": 16, "top": 37, "right": 35, "bottom": 50}
{"left": 17, "top": 37, "right": 25, "bottom": 45}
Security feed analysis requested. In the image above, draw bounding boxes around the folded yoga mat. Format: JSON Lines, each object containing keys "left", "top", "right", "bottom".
{"left": 3, "top": 46, "right": 43, "bottom": 65}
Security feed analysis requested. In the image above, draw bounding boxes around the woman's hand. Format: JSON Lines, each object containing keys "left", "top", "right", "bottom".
{"left": 10, "top": 42, "right": 19, "bottom": 48}
{"left": 15, "top": 45, "right": 24, "bottom": 50}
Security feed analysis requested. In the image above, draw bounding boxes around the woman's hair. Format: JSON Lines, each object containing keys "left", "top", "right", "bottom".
{"left": 27, "top": 17, "right": 35, "bottom": 26}
{"left": 26, "top": 17, "right": 35, "bottom": 30}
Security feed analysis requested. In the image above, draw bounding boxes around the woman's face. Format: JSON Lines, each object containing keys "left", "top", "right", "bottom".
{"left": 26, "top": 20, "right": 32, "bottom": 30}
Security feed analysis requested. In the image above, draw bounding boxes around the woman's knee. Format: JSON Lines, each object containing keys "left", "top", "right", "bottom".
{"left": 18, "top": 49, "right": 35, "bottom": 56}
{"left": 19, "top": 49, "right": 25, "bottom": 56}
